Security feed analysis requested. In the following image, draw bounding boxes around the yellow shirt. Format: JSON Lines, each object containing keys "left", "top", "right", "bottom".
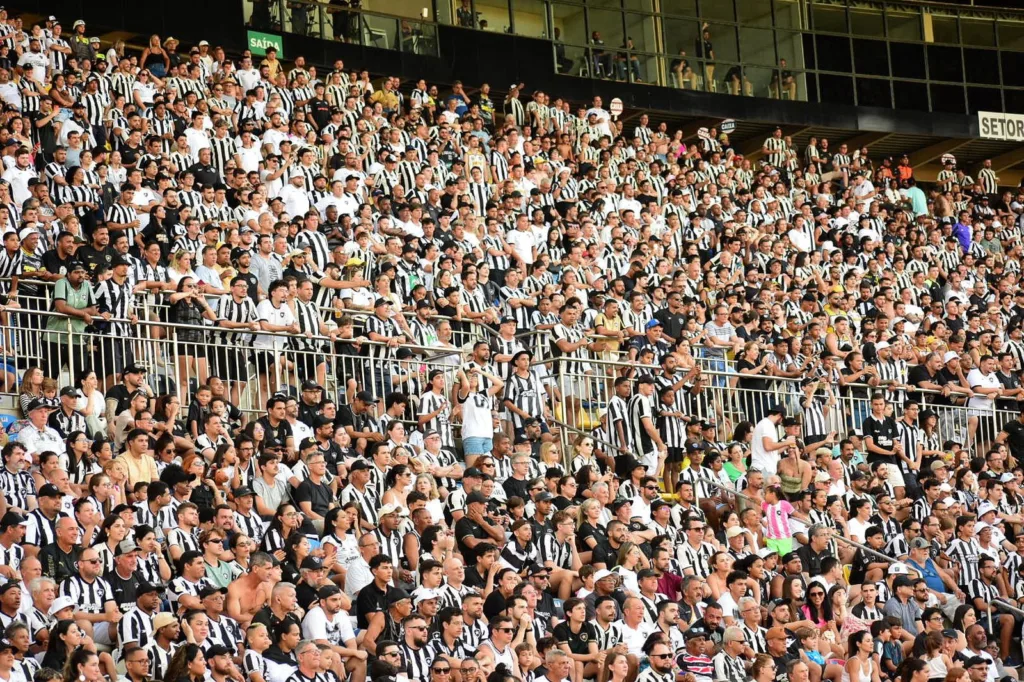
{"left": 115, "top": 451, "right": 159, "bottom": 486}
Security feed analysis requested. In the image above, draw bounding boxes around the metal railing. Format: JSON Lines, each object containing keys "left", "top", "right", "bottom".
{"left": 545, "top": 354, "right": 1014, "bottom": 455}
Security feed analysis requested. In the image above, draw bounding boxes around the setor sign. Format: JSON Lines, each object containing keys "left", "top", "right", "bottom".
{"left": 978, "top": 111, "right": 1024, "bottom": 142}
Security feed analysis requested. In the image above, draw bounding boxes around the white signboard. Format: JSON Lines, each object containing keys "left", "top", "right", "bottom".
{"left": 720, "top": 119, "right": 736, "bottom": 133}
{"left": 609, "top": 97, "right": 623, "bottom": 118}
{"left": 978, "top": 111, "right": 1024, "bottom": 142}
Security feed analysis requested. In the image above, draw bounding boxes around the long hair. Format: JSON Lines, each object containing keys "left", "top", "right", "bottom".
{"left": 165, "top": 643, "right": 204, "bottom": 682}
{"left": 61, "top": 647, "right": 97, "bottom": 682}
{"left": 597, "top": 651, "right": 636, "bottom": 682}
{"left": 45, "top": 620, "right": 76, "bottom": 662}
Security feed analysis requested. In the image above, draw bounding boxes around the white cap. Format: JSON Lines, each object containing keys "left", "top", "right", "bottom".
{"left": 726, "top": 526, "right": 745, "bottom": 539}
{"left": 875, "top": 341, "right": 889, "bottom": 350}
{"left": 943, "top": 351, "right": 960, "bottom": 364}
{"left": 593, "top": 569, "right": 615, "bottom": 582}
{"left": 378, "top": 504, "right": 408, "bottom": 518}
{"left": 940, "top": 496, "right": 956, "bottom": 507}
{"left": 49, "top": 596, "right": 75, "bottom": 615}
{"left": 17, "top": 227, "right": 36, "bottom": 241}
{"left": 977, "top": 502, "right": 997, "bottom": 517}
{"left": 975, "top": 522, "right": 992, "bottom": 533}
{"left": 815, "top": 470, "right": 830, "bottom": 483}
{"left": 888, "top": 563, "right": 909, "bottom": 575}
{"left": 939, "top": 483, "right": 953, "bottom": 493}
{"left": 412, "top": 587, "right": 439, "bottom": 605}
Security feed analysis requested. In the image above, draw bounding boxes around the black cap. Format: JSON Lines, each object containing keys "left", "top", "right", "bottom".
{"left": 199, "top": 585, "right": 228, "bottom": 599}
{"left": 59, "top": 386, "right": 81, "bottom": 398}
{"left": 535, "top": 491, "right": 555, "bottom": 503}
{"left": 349, "top": 459, "right": 370, "bottom": 472}
{"left": 110, "top": 254, "right": 130, "bottom": 268}
{"left": 122, "top": 363, "right": 147, "bottom": 374}
{"left": 685, "top": 626, "right": 709, "bottom": 640}
{"left": 301, "top": 556, "right": 325, "bottom": 570}
{"left": 386, "top": 588, "right": 411, "bottom": 605}
{"left": 463, "top": 467, "right": 484, "bottom": 479}
{"left": 136, "top": 582, "right": 163, "bottom": 596}
{"left": 466, "top": 491, "right": 488, "bottom": 505}
{"left": 25, "top": 398, "right": 56, "bottom": 413}
{"left": 0, "top": 583, "right": 19, "bottom": 596}
{"left": 318, "top": 584, "right": 341, "bottom": 600}
{"left": 526, "top": 563, "right": 548, "bottom": 576}
{"left": 0, "top": 511, "right": 24, "bottom": 528}
{"left": 37, "top": 484, "right": 62, "bottom": 498}
{"left": 301, "top": 380, "right": 323, "bottom": 391}
{"left": 299, "top": 437, "right": 318, "bottom": 451}
{"left": 232, "top": 486, "right": 255, "bottom": 498}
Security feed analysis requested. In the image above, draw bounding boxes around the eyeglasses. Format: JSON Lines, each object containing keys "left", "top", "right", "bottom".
{"left": 650, "top": 654, "right": 673, "bottom": 660}
{"left": 81, "top": 559, "right": 100, "bottom": 564}
{"left": 809, "top": 592, "right": 824, "bottom": 597}
{"left": 432, "top": 669, "right": 451, "bottom": 675}
{"left": 495, "top": 627, "right": 515, "bottom": 633}
{"left": 381, "top": 651, "right": 400, "bottom": 657}
{"left": 127, "top": 659, "right": 150, "bottom": 665}
{"left": 408, "top": 625, "right": 428, "bottom": 631}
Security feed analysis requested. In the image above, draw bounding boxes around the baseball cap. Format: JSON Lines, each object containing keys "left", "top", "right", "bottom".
{"left": 386, "top": 588, "right": 412, "bottom": 605}
{"left": 0, "top": 512, "right": 24, "bottom": 528}
{"left": 115, "top": 539, "right": 139, "bottom": 556}
{"left": 909, "top": 537, "right": 930, "bottom": 550}
{"left": 37, "top": 484, "right": 62, "bottom": 498}
{"left": 888, "top": 563, "right": 910, "bottom": 575}
{"left": 49, "top": 596, "right": 76, "bottom": 615}
{"left": 152, "top": 613, "right": 177, "bottom": 631}
{"left": 318, "top": 584, "right": 341, "bottom": 600}
{"left": 232, "top": 486, "right": 255, "bottom": 498}
{"left": 25, "top": 399, "right": 56, "bottom": 413}
{"left": 301, "top": 556, "right": 325, "bottom": 571}
{"left": 199, "top": 585, "right": 228, "bottom": 599}
{"left": 466, "top": 491, "right": 488, "bottom": 505}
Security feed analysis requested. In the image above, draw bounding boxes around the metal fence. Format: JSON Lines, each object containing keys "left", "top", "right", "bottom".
{"left": 3, "top": 303, "right": 1015, "bottom": 460}
{"left": 545, "top": 355, "right": 1015, "bottom": 455}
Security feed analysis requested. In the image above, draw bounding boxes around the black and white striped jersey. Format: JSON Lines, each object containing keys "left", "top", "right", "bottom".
{"left": 59, "top": 575, "right": 114, "bottom": 614}
{"left": 118, "top": 604, "right": 155, "bottom": 649}
{"left": 0, "top": 469, "right": 34, "bottom": 511}
{"left": 401, "top": 642, "right": 434, "bottom": 682}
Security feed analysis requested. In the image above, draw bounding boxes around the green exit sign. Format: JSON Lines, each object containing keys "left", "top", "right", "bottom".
{"left": 247, "top": 30, "right": 283, "bottom": 57}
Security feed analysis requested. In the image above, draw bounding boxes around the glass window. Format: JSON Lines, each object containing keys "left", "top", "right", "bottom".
{"left": 929, "top": 14, "right": 958, "bottom": 44}
{"left": 818, "top": 73, "right": 854, "bottom": 105}
{"left": 699, "top": 0, "right": 734, "bottom": 23}
{"left": 512, "top": 0, "right": 549, "bottom": 37}
{"left": 773, "top": 0, "right": 803, "bottom": 30}
{"left": 960, "top": 17, "right": 995, "bottom": 47}
{"left": 855, "top": 77, "right": 891, "bottom": 108}
{"left": 719, "top": 64, "right": 752, "bottom": 96}
{"left": 361, "top": 0, "right": 430, "bottom": 19}
{"left": 963, "top": 48, "right": 999, "bottom": 86}
{"left": 625, "top": 14, "right": 658, "bottom": 54}
{"left": 475, "top": 0, "right": 510, "bottom": 31}
{"left": 928, "top": 45, "right": 962, "bottom": 82}
{"left": 739, "top": 27, "right": 775, "bottom": 66}
{"left": 556, "top": 44, "right": 590, "bottom": 76}
{"left": 661, "top": 0, "right": 696, "bottom": 17}
{"left": 930, "top": 83, "right": 965, "bottom": 114}
{"left": 436, "top": 0, "right": 455, "bottom": 26}
{"left": 624, "top": 0, "right": 654, "bottom": 12}
{"left": 776, "top": 31, "right": 805, "bottom": 71}
{"left": 801, "top": 32, "right": 816, "bottom": 69}
{"left": 890, "top": 42, "right": 925, "bottom": 79}
{"left": 815, "top": 34, "right": 851, "bottom": 73}
{"left": 737, "top": 0, "right": 772, "bottom": 27}
{"left": 361, "top": 14, "right": 400, "bottom": 48}
{"left": 886, "top": 7, "right": 921, "bottom": 41}
{"left": 662, "top": 18, "right": 701, "bottom": 62}
{"left": 704, "top": 23, "right": 738, "bottom": 63}
{"left": 998, "top": 20, "right": 1024, "bottom": 51}
{"left": 587, "top": 9, "right": 625, "bottom": 48}
{"left": 1003, "top": 52, "right": 1024, "bottom": 87}
{"left": 1007, "top": 90, "right": 1024, "bottom": 114}
{"left": 812, "top": 2, "right": 847, "bottom": 33}
{"left": 399, "top": 20, "right": 437, "bottom": 54}
{"left": 852, "top": 39, "right": 889, "bottom": 77}
{"left": 742, "top": 65, "right": 776, "bottom": 97}
{"left": 849, "top": 7, "right": 884, "bottom": 37}
{"left": 551, "top": 3, "right": 587, "bottom": 45}
{"left": 967, "top": 86, "right": 1002, "bottom": 115}
{"left": 587, "top": 0, "right": 622, "bottom": 7}
{"left": 631, "top": 53, "right": 663, "bottom": 85}
{"left": 893, "top": 80, "right": 929, "bottom": 111}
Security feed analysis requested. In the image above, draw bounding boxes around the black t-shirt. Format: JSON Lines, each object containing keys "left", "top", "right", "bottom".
{"left": 996, "top": 371, "right": 1021, "bottom": 412}
{"left": 294, "top": 477, "right": 333, "bottom": 517}
{"left": 738, "top": 358, "right": 770, "bottom": 392}
{"left": 503, "top": 476, "right": 530, "bottom": 502}
{"left": 796, "top": 544, "right": 830, "bottom": 577}
{"left": 592, "top": 540, "right": 619, "bottom": 568}
{"left": 862, "top": 415, "right": 899, "bottom": 465}
{"left": 256, "top": 416, "right": 292, "bottom": 449}
{"left": 107, "top": 384, "right": 134, "bottom": 416}
{"left": 455, "top": 516, "right": 487, "bottom": 565}
{"left": 76, "top": 245, "right": 117, "bottom": 275}
{"left": 308, "top": 98, "right": 331, "bottom": 129}
{"left": 908, "top": 364, "right": 951, "bottom": 406}
{"left": 105, "top": 569, "right": 140, "bottom": 611}
{"left": 354, "top": 581, "right": 387, "bottom": 629}
{"left": 41, "top": 251, "right": 75, "bottom": 278}
{"left": 1000, "top": 419, "right": 1024, "bottom": 461}
{"left": 552, "top": 621, "right": 598, "bottom": 655}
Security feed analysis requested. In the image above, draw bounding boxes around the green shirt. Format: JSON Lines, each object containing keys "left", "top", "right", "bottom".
{"left": 45, "top": 278, "right": 93, "bottom": 344}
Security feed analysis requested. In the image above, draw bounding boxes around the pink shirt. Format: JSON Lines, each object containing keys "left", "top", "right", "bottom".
{"left": 763, "top": 499, "right": 795, "bottom": 540}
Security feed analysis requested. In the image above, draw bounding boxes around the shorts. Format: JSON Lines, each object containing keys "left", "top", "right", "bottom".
{"left": 93, "top": 621, "right": 112, "bottom": 646}
{"left": 765, "top": 537, "right": 793, "bottom": 556}
{"left": 559, "top": 376, "right": 591, "bottom": 399}
{"left": 463, "top": 436, "right": 493, "bottom": 455}
{"left": 176, "top": 342, "right": 207, "bottom": 360}
{"left": 639, "top": 450, "right": 660, "bottom": 476}
{"left": 212, "top": 347, "right": 251, "bottom": 382}
{"left": 96, "top": 337, "right": 135, "bottom": 378}
{"left": 292, "top": 351, "right": 326, "bottom": 381}
{"left": 254, "top": 349, "right": 280, "bottom": 374}
{"left": 666, "top": 446, "right": 685, "bottom": 465}
{"left": 886, "top": 465, "right": 906, "bottom": 488}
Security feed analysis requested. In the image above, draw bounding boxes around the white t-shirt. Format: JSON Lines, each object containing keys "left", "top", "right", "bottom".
{"left": 301, "top": 605, "right": 355, "bottom": 646}
{"left": 506, "top": 229, "right": 536, "bottom": 265}
{"left": 254, "top": 300, "right": 294, "bottom": 350}
{"left": 618, "top": 620, "right": 655, "bottom": 656}
{"left": 751, "top": 417, "right": 780, "bottom": 476}
{"left": 967, "top": 369, "right": 1000, "bottom": 411}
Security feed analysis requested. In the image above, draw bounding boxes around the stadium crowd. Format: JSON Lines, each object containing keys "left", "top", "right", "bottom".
{"left": 0, "top": 10, "right": 1021, "bottom": 682}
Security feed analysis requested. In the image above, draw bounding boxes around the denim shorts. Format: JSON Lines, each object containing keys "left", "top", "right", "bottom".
{"left": 462, "top": 436, "right": 493, "bottom": 455}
